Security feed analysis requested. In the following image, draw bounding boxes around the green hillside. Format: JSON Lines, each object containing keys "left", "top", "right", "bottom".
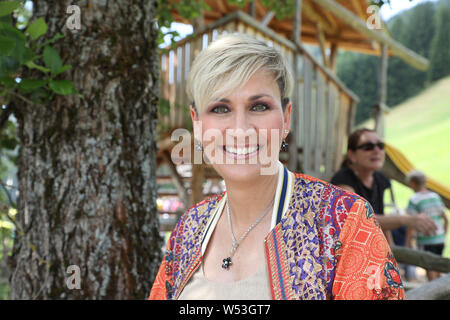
{"left": 362, "top": 76, "right": 450, "bottom": 257}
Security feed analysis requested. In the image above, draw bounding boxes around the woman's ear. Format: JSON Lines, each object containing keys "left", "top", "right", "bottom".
{"left": 283, "top": 101, "right": 292, "bottom": 139}
{"left": 190, "top": 105, "right": 202, "bottom": 142}
{"left": 190, "top": 105, "right": 198, "bottom": 122}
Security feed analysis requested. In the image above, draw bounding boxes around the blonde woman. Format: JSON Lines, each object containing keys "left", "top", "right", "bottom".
{"left": 149, "top": 34, "right": 404, "bottom": 300}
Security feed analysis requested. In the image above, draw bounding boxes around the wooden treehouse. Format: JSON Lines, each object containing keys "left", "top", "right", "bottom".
{"left": 156, "top": 0, "right": 430, "bottom": 225}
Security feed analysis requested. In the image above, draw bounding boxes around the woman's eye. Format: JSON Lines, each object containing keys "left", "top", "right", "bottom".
{"left": 251, "top": 103, "right": 269, "bottom": 112}
{"left": 210, "top": 105, "right": 229, "bottom": 114}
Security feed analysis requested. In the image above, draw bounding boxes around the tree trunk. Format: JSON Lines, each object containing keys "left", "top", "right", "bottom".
{"left": 9, "top": 0, "right": 162, "bottom": 299}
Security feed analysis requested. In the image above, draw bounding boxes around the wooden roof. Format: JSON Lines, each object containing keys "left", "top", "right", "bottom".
{"left": 171, "top": 0, "right": 386, "bottom": 54}
{"left": 170, "top": 0, "right": 429, "bottom": 70}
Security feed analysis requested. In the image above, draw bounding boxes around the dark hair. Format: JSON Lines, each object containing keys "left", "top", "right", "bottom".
{"left": 341, "top": 128, "right": 377, "bottom": 168}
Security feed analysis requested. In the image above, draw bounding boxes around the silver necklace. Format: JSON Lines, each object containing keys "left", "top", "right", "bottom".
{"left": 222, "top": 199, "right": 274, "bottom": 270}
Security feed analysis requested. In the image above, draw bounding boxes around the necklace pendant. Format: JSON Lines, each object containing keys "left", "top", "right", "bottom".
{"left": 222, "top": 257, "right": 232, "bottom": 270}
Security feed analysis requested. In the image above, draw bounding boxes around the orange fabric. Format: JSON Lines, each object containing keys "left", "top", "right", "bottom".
{"left": 332, "top": 200, "right": 405, "bottom": 300}
{"left": 148, "top": 241, "right": 171, "bottom": 300}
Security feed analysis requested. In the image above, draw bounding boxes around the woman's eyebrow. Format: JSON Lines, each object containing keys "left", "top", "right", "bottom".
{"left": 214, "top": 94, "right": 272, "bottom": 103}
{"left": 248, "top": 94, "right": 272, "bottom": 101}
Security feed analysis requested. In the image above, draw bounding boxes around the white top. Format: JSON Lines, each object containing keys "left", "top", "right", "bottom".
{"left": 178, "top": 161, "right": 294, "bottom": 300}
{"left": 178, "top": 263, "right": 272, "bottom": 300}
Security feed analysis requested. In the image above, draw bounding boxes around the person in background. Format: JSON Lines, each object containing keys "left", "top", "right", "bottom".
{"left": 330, "top": 128, "right": 437, "bottom": 238}
{"left": 405, "top": 169, "right": 448, "bottom": 281}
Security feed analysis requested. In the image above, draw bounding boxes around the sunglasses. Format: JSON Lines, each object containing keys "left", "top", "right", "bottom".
{"left": 355, "top": 141, "right": 385, "bottom": 151}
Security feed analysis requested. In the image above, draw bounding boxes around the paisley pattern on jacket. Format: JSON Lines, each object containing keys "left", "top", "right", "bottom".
{"left": 149, "top": 165, "right": 405, "bottom": 300}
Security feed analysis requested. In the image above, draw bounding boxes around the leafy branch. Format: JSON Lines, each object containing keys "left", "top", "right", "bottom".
{"left": 0, "top": 1, "right": 76, "bottom": 108}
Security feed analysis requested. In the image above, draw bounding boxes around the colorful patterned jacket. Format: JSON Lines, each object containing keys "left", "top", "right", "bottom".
{"left": 149, "top": 164, "right": 405, "bottom": 300}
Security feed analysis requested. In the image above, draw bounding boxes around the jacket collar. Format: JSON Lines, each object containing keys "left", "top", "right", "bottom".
{"left": 200, "top": 161, "right": 294, "bottom": 256}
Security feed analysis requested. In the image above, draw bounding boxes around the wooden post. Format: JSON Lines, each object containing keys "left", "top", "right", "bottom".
{"left": 261, "top": 11, "right": 275, "bottom": 26}
{"left": 288, "top": 0, "right": 303, "bottom": 172}
{"left": 315, "top": 23, "right": 330, "bottom": 69}
{"left": 374, "top": 43, "right": 388, "bottom": 138}
{"left": 329, "top": 42, "right": 338, "bottom": 73}
{"left": 406, "top": 273, "right": 450, "bottom": 300}
{"left": 294, "top": 0, "right": 302, "bottom": 43}
{"left": 250, "top": 0, "right": 256, "bottom": 18}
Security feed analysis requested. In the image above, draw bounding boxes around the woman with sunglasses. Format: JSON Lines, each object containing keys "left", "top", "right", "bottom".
{"left": 331, "top": 128, "right": 437, "bottom": 238}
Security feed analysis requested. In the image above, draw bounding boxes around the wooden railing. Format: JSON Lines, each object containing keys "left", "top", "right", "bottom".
{"left": 159, "top": 10, "right": 359, "bottom": 181}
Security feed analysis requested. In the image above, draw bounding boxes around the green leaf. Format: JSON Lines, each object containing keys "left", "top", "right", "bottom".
{"left": 0, "top": 1, "right": 21, "bottom": 18}
{"left": 49, "top": 79, "right": 73, "bottom": 95}
{"left": 37, "top": 32, "right": 64, "bottom": 50}
{"left": 0, "top": 22, "right": 26, "bottom": 41}
{"left": 0, "top": 36, "right": 15, "bottom": 55}
{"left": 26, "top": 17, "right": 47, "bottom": 40}
{"left": 43, "top": 45, "right": 62, "bottom": 74}
{"left": 54, "top": 64, "right": 72, "bottom": 75}
{"left": 25, "top": 60, "right": 50, "bottom": 73}
{"left": 0, "top": 55, "right": 19, "bottom": 76}
{"left": 19, "top": 78, "right": 47, "bottom": 92}
{"left": 0, "top": 76, "right": 16, "bottom": 88}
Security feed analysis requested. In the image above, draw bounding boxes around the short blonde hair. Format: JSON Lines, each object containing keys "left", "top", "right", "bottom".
{"left": 186, "top": 33, "right": 293, "bottom": 114}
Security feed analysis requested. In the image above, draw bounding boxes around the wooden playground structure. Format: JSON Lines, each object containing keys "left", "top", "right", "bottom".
{"left": 156, "top": 0, "right": 431, "bottom": 206}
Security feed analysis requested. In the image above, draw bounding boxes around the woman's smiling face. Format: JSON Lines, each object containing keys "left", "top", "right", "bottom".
{"left": 191, "top": 69, "right": 291, "bottom": 182}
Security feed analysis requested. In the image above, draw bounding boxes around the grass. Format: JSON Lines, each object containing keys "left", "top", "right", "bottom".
{"left": 362, "top": 76, "right": 450, "bottom": 258}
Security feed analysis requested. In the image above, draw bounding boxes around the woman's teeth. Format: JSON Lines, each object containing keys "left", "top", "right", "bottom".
{"left": 224, "top": 146, "right": 259, "bottom": 155}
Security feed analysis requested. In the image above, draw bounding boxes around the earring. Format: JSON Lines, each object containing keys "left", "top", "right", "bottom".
{"left": 195, "top": 141, "right": 203, "bottom": 151}
{"left": 281, "top": 140, "right": 288, "bottom": 151}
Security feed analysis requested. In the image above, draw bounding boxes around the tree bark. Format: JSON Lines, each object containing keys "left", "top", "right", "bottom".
{"left": 9, "top": 0, "right": 162, "bottom": 299}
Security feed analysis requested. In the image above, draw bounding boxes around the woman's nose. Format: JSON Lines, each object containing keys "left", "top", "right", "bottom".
{"left": 227, "top": 112, "right": 256, "bottom": 142}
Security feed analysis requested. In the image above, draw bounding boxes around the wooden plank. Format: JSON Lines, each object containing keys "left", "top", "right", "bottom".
{"left": 302, "top": 0, "right": 334, "bottom": 35}
{"left": 293, "top": 0, "right": 302, "bottom": 43}
{"left": 180, "top": 44, "right": 188, "bottom": 127}
{"left": 237, "top": 21, "right": 245, "bottom": 33}
{"left": 297, "top": 81, "right": 304, "bottom": 151}
{"left": 334, "top": 93, "right": 349, "bottom": 171}
{"left": 288, "top": 49, "right": 300, "bottom": 172}
{"left": 406, "top": 273, "right": 450, "bottom": 300}
{"left": 302, "top": 57, "right": 313, "bottom": 174}
{"left": 310, "top": 70, "right": 317, "bottom": 176}
{"left": 246, "top": 24, "right": 255, "bottom": 36}
{"left": 324, "top": 83, "right": 338, "bottom": 180}
{"left": 329, "top": 42, "right": 338, "bottom": 73}
{"left": 261, "top": 11, "right": 275, "bottom": 27}
{"left": 169, "top": 49, "right": 176, "bottom": 128}
{"left": 315, "top": 23, "right": 330, "bottom": 69}
{"left": 315, "top": 70, "right": 326, "bottom": 178}
{"left": 162, "top": 53, "right": 170, "bottom": 128}
{"left": 174, "top": 46, "right": 182, "bottom": 127}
